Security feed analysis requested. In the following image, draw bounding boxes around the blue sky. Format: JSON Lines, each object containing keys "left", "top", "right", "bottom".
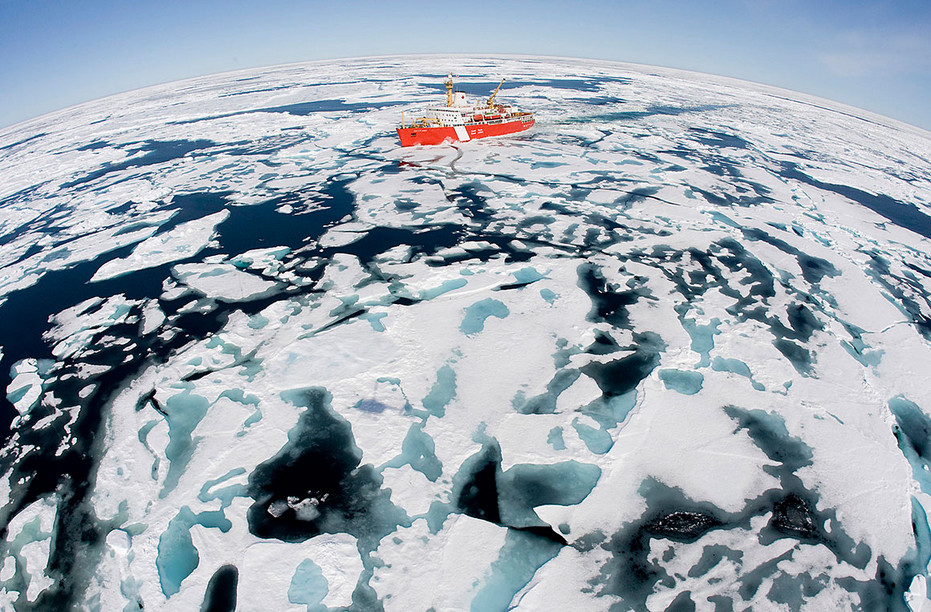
{"left": 1, "top": 0, "right": 930, "bottom": 130}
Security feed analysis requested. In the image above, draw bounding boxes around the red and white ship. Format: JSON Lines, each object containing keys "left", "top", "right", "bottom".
{"left": 397, "top": 75, "right": 534, "bottom": 147}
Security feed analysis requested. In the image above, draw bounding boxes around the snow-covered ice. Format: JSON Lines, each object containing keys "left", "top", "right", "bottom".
{"left": 1, "top": 55, "right": 930, "bottom": 610}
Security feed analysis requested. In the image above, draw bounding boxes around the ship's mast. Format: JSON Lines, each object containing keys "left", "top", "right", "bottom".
{"left": 445, "top": 74, "right": 454, "bottom": 107}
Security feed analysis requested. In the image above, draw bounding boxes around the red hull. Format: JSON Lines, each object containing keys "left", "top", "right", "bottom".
{"left": 397, "top": 116, "right": 534, "bottom": 147}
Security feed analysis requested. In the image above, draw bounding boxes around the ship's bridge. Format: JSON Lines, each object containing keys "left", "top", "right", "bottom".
{"left": 424, "top": 106, "right": 470, "bottom": 127}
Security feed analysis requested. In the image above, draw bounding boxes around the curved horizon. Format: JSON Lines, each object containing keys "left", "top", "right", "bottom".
{"left": 2, "top": 53, "right": 928, "bottom": 139}
{"left": 1, "top": 0, "right": 929, "bottom": 132}
{"left": 0, "top": 53, "right": 929, "bottom": 610}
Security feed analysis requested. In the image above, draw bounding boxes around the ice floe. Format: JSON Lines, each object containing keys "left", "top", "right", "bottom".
{"left": 0, "top": 55, "right": 930, "bottom": 610}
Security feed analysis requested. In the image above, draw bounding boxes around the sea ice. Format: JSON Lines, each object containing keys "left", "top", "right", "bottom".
{"left": 173, "top": 263, "right": 279, "bottom": 302}
{"left": 0, "top": 55, "right": 930, "bottom": 611}
{"left": 90, "top": 211, "right": 230, "bottom": 282}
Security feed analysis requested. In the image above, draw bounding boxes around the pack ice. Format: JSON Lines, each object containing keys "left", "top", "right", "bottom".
{"left": 0, "top": 55, "right": 930, "bottom": 611}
